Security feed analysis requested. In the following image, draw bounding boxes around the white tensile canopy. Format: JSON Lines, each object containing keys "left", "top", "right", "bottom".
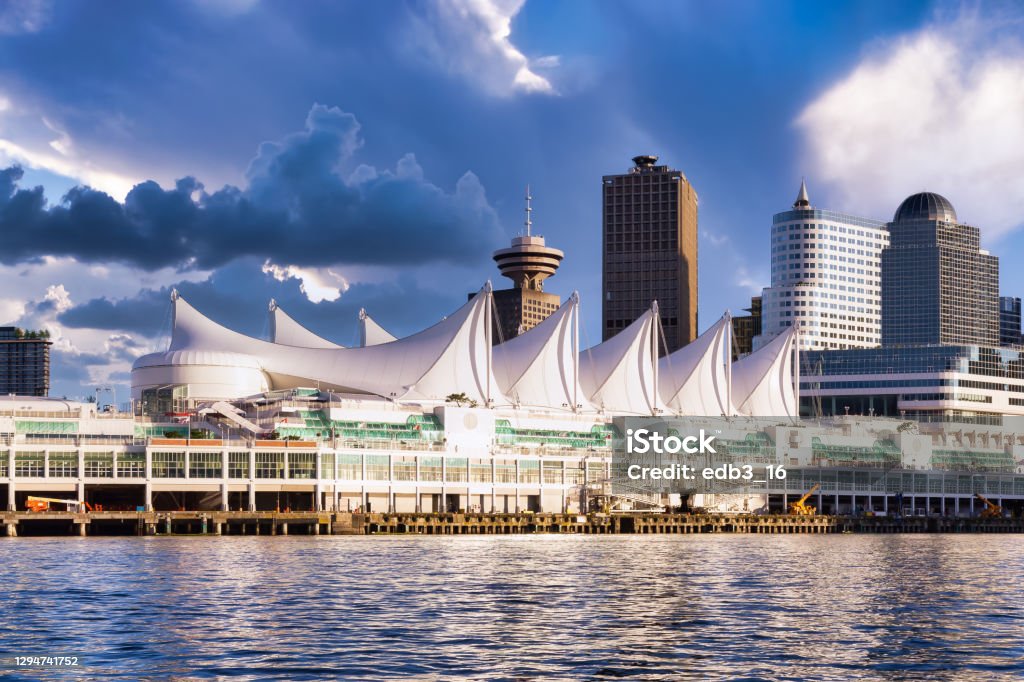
{"left": 136, "top": 287, "right": 799, "bottom": 416}
{"left": 358, "top": 309, "right": 398, "bottom": 347}
{"left": 580, "top": 304, "right": 660, "bottom": 415}
{"left": 659, "top": 313, "right": 733, "bottom": 416}
{"left": 167, "top": 285, "right": 503, "bottom": 404}
{"left": 731, "top": 324, "right": 798, "bottom": 418}
{"left": 492, "top": 293, "right": 591, "bottom": 411}
{"left": 268, "top": 300, "right": 343, "bottom": 348}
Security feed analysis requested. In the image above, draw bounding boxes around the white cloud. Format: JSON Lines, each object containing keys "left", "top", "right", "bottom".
{"left": 0, "top": 0, "right": 50, "bottom": 35}
{"left": 797, "top": 10, "right": 1024, "bottom": 239}
{"left": 408, "top": 0, "right": 557, "bottom": 96}
{"left": 262, "top": 260, "right": 350, "bottom": 303}
{"left": 0, "top": 137, "right": 137, "bottom": 201}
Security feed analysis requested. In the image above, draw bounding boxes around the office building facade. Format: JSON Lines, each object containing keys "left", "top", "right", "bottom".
{"left": 731, "top": 296, "right": 762, "bottom": 361}
{"left": 602, "top": 155, "right": 698, "bottom": 353}
{"left": 881, "top": 192, "right": 999, "bottom": 346}
{"left": 1000, "top": 297, "right": 1022, "bottom": 347}
{"left": 757, "top": 181, "right": 888, "bottom": 351}
{"left": 0, "top": 327, "right": 52, "bottom": 397}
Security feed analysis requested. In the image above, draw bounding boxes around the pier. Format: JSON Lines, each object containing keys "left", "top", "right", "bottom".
{"left": 2, "top": 511, "right": 1022, "bottom": 536}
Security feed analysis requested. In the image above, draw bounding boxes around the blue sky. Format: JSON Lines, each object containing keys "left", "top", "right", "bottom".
{"left": 1, "top": 0, "right": 1023, "bottom": 401}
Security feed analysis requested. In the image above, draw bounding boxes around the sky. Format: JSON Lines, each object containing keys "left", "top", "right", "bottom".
{"left": 2, "top": 0, "right": 1024, "bottom": 402}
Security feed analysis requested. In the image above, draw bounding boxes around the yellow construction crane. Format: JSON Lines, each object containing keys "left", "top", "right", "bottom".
{"left": 788, "top": 483, "right": 820, "bottom": 516}
{"left": 975, "top": 493, "right": 1004, "bottom": 519}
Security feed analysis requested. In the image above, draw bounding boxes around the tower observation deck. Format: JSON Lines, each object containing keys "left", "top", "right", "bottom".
{"left": 492, "top": 188, "right": 564, "bottom": 291}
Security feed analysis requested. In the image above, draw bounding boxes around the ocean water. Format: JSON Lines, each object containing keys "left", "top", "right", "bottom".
{"left": 1, "top": 535, "right": 1022, "bottom": 680}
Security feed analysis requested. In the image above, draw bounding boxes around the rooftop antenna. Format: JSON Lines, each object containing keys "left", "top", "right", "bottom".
{"left": 524, "top": 185, "right": 533, "bottom": 237}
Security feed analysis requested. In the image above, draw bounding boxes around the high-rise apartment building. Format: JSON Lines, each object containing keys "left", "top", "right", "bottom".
{"left": 881, "top": 193, "right": 998, "bottom": 346}
{"left": 483, "top": 189, "right": 564, "bottom": 344}
{"left": 602, "top": 155, "right": 698, "bottom": 354}
{"left": 1000, "top": 296, "right": 1022, "bottom": 347}
{"left": 0, "top": 327, "right": 52, "bottom": 396}
{"left": 757, "top": 181, "right": 888, "bottom": 351}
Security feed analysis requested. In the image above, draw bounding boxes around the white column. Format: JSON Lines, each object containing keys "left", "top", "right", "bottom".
{"left": 515, "top": 459, "right": 521, "bottom": 513}
{"left": 221, "top": 449, "right": 229, "bottom": 511}
{"left": 491, "top": 458, "right": 497, "bottom": 513}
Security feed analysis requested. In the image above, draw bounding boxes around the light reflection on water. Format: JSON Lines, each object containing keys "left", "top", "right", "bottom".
{"left": 1, "top": 535, "right": 1023, "bottom": 680}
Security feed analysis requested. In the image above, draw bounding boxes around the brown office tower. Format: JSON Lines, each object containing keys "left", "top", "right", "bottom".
{"left": 602, "top": 155, "right": 698, "bottom": 353}
{"left": 485, "top": 189, "right": 564, "bottom": 344}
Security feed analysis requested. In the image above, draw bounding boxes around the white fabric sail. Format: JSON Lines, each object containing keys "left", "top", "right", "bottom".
{"left": 580, "top": 305, "right": 659, "bottom": 415}
{"left": 166, "top": 285, "right": 503, "bottom": 404}
{"left": 492, "top": 293, "right": 590, "bottom": 411}
{"left": 731, "top": 324, "right": 798, "bottom": 418}
{"left": 269, "top": 300, "right": 343, "bottom": 348}
{"left": 359, "top": 309, "right": 398, "bottom": 347}
{"left": 659, "top": 313, "right": 732, "bottom": 416}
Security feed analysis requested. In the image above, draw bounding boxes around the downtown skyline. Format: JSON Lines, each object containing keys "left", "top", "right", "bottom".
{"left": 1, "top": 1, "right": 1024, "bottom": 399}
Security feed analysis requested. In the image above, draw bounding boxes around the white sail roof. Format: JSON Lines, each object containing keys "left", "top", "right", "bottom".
{"left": 731, "top": 324, "right": 798, "bottom": 418}
{"left": 492, "top": 293, "right": 590, "bottom": 411}
{"left": 167, "top": 286, "right": 503, "bottom": 404}
{"left": 580, "top": 305, "right": 659, "bottom": 415}
{"left": 659, "top": 313, "right": 733, "bottom": 416}
{"left": 359, "top": 309, "right": 398, "bottom": 347}
{"left": 269, "top": 300, "right": 342, "bottom": 348}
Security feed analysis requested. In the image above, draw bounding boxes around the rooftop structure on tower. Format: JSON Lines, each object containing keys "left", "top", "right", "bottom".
{"left": 484, "top": 188, "right": 565, "bottom": 343}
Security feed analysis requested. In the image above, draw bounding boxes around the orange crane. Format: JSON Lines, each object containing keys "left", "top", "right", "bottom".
{"left": 788, "top": 483, "right": 821, "bottom": 516}
{"left": 25, "top": 496, "right": 84, "bottom": 512}
{"left": 975, "top": 493, "right": 1003, "bottom": 519}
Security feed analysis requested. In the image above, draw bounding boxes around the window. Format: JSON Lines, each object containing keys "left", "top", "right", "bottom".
{"left": 320, "top": 452, "right": 335, "bottom": 479}
{"left": 288, "top": 452, "right": 316, "bottom": 479}
{"left": 445, "top": 458, "right": 468, "bottom": 482}
{"left": 189, "top": 451, "right": 222, "bottom": 479}
{"left": 543, "top": 461, "right": 562, "bottom": 485}
{"left": 519, "top": 460, "right": 540, "bottom": 484}
{"left": 85, "top": 452, "right": 114, "bottom": 477}
{"left": 152, "top": 451, "right": 185, "bottom": 478}
{"left": 229, "top": 452, "right": 249, "bottom": 479}
{"left": 117, "top": 452, "right": 145, "bottom": 478}
{"left": 470, "top": 461, "right": 491, "bottom": 483}
{"left": 338, "top": 455, "right": 361, "bottom": 480}
{"left": 255, "top": 452, "right": 284, "bottom": 479}
{"left": 365, "top": 455, "right": 389, "bottom": 481}
{"left": 419, "top": 456, "right": 442, "bottom": 482}
{"left": 394, "top": 456, "right": 416, "bottom": 481}
{"left": 48, "top": 451, "right": 78, "bottom": 478}
{"left": 15, "top": 451, "right": 43, "bottom": 477}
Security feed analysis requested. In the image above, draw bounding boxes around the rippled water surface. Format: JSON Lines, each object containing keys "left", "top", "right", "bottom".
{"left": 2, "top": 535, "right": 1023, "bottom": 680}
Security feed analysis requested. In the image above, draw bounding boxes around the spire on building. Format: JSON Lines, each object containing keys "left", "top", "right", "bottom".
{"left": 524, "top": 185, "right": 533, "bottom": 236}
{"left": 793, "top": 178, "right": 811, "bottom": 209}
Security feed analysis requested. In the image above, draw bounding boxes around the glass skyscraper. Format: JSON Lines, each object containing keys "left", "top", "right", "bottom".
{"left": 881, "top": 193, "right": 999, "bottom": 346}
{"left": 1000, "top": 296, "right": 1022, "bottom": 347}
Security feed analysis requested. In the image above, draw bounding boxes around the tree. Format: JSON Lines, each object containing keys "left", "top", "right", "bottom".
{"left": 446, "top": 392, "right": 470, "bottom": 406}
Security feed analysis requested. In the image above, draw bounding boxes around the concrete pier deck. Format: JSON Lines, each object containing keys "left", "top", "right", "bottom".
{"left": 2, "top": 511, "right": 1022, "bottom": 536}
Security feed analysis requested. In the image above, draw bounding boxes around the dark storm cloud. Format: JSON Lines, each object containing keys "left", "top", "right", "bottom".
{"left": 0, "top": 105, "right": 503, "bottom": 271}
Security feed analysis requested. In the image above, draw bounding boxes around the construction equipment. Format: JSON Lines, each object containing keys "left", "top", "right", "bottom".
{"left": 788, "top": 483, "right": 820, "bottom": 516}
{"left": 975, "top": 493, "right": 1004, "bottom": 519}
{"left": 25, "top": 496, "right": 84, "bottom": 512}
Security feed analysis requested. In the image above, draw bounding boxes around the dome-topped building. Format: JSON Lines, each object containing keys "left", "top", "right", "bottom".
{"left": 882, "top": 191, "right": 998, "bottom": 347}
{"left": 893, "top": 192, "right": 957, "bottom": 223}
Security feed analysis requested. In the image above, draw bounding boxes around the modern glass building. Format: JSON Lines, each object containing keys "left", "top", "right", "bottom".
{"left": 1000, "top": 296, "right": 1022, "bottom": 347}
{"left": 757, "top": 180, "right": 888, "bottom": 351}
{"left": 602, "top": 155, "right": 698, "bottom": 353}
{"left": 800, "top": 344, "right": 1024, "bottom": 422}
{"left": 881, "top": 192, "right": 999, "bottom": 346}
